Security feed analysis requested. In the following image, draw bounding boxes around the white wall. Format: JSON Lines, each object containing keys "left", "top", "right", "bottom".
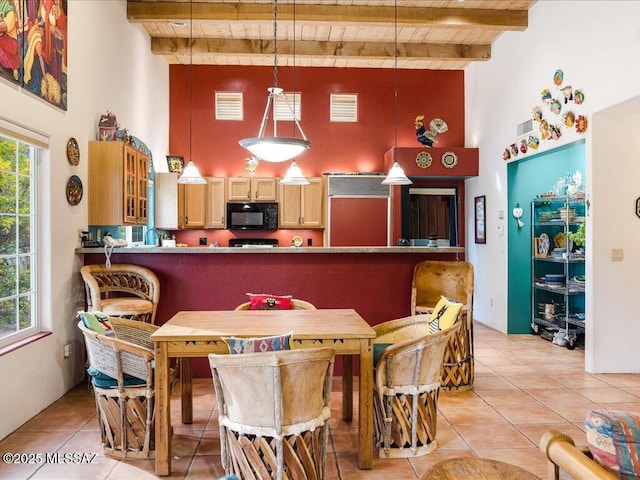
{"left": 465, "top": 1, "right": 640, "bottom": 372}
{"left": 0, "top": 1, "right": 168, "bottom": 440}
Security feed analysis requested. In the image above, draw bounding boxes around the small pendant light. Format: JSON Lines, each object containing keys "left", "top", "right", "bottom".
{"left": 382, "top": 0, "right": 412, "bottom": 186}
{"left": 177, "top": 0, "right": 206, "bottom": 185}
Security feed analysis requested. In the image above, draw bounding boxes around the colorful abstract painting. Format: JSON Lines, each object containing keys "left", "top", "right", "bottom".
{"left": 0, "top": 0, "right": 68, "bottom": 111}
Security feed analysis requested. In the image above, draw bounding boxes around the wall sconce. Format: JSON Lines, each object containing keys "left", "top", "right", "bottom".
{"left": 512, "top": 204, "right": 525, "bottom": 228}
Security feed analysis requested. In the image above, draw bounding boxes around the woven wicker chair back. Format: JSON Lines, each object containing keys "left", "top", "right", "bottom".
{"left": 78, "top": 321, "right": 152, "bottom": 383}
{"left": 80, "top": 264, "right": 160, "bottom": 324}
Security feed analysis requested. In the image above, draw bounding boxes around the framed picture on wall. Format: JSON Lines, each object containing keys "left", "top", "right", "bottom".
{"left": 166, "top": 155, "right": 184, "bottom": 174}
{"left": 474, "top": 196, "right": 486, "bottom": 244}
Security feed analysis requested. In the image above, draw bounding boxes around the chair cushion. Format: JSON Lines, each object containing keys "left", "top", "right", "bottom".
{"left": 585, "top": 409, "right": 640, "bottom": 478}
{"left": 78, "top": 311, "right": 114, "bottom": 336}
{"left": 224, "top": 332, "right": 293, "bottom": 354}
{"left": 86, "top": 365, "right": 146, "bottom": 389}
{"left": 100, "top": 298, "right": 153, "bottom": 315}
{"left": 428, "top": 296, "right": 463, "bottom": 334}
{"left": 247, "top": 293, "right": 292, "bottom": 310}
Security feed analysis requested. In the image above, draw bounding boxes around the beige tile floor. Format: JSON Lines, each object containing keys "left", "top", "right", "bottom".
{"left": 1, "top": 323, "right": 639, "bottom": 479}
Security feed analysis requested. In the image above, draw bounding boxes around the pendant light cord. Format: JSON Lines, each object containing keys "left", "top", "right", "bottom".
{"left": 273, "top": 0, "right": 278, "bottom": 88}
{"left": 189, "top": 0, "right": 193, "bottom": 163}
{"left": 292, "top": 0, "right": 296, "bottom": 138}
{"left": 394, "top": 0, "right": 398, "bottom": 153}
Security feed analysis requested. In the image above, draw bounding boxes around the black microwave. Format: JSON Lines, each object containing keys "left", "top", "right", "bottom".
{"left": 227, "top": 202, "right": 278, "bottom": 230}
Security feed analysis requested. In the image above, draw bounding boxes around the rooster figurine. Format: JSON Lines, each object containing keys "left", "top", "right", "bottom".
{"left": 415, "top": 115, "right": 448, "bottom": 147}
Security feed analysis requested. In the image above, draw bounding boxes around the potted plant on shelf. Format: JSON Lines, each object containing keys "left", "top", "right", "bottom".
{"left": 567, "top": 222, "right": 586, "bottom": 250}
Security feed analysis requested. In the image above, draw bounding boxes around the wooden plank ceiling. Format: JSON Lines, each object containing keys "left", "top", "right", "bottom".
{"left": 127, "top": 0, "right": 536, "bottom": 70}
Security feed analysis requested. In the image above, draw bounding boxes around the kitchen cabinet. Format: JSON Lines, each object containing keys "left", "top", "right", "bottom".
{"left": 531, "top": 195, "right": 586, "bottom": 349}
{"left": 88, "top": 141, "right": 149, "bottom": 226}
{"left": 227, "top": 177, "right": 277, "bottom": 202}
{"left": 155, "top": 172, "right": 208, "bottom": 229}
{"left": 279, "top": 177, "right": 324, "bottom": 228}
{"left": 179, "top": 183, "right": 206, "bottom": 228}
{"left": 206, "top": 177, "right": 226, "bottom": 228}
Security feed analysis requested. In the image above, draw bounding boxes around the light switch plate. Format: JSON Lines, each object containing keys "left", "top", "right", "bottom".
{"left": 611, "top": 248, "right": 624, "bottom": 261}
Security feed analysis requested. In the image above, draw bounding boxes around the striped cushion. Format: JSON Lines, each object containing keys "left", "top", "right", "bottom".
{"left": 224, "top": 332, "right": 293, "bottom": 354}
{"left": 585, "top": 410, "right": 640, "bottom": 479}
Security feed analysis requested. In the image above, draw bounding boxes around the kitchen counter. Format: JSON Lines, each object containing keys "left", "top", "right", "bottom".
{"left": 78, "top": 245, "right": 465, "bottom": 376}
{"left": 76, "top": 245, "right": 464, "bottom": 254}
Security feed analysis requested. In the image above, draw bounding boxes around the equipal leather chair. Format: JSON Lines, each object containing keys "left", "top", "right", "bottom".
{"left": 373, "top": 319, "right": 461, "bottom": 458}
{"left": 80, "top": 264, "right": 160, "bottom": 324}
{"left": 78, "top": 317, "right": 157, "bottom": 459}
{"left": 410, "top": 260, "right": 474, "bottom": 390}
{"left": 209, "top": 347, "right": 335, "bottom": 480}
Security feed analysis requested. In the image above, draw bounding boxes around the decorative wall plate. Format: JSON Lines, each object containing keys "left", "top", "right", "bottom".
{"left": 415, "top": 151, "right": 433, "bottom": 169}
{"left": 66, "top": 175, "right": 83, "bottom": 205}
{"left": 539, "top": 233, "right": 550, "bottom": 256}
{"left": 441, "top": 151, "right": 458, "bottom": 168}
{"left": 575, "top": 115, "right": 588, "bottom": 133}
{"left": 553, "top": 69, "right": 564, "bottom": 86}
{"left": 66, "top": 137, "right": 80, "bottom": 166}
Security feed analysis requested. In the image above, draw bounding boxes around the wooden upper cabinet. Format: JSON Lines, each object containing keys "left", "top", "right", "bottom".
{"left": 89, "top": 141, "right": 150, "bottom": 226}
{"left": 178, "top": 183, "right": 206, "bottom": 229}
{"left": 156, "top": 174, "right": 225, "bottom": 229}
{"left": 206, "top": 177, "right": 226, "bottom": 229}
{"left": 279, "top": 177, "right": 324, "bottom": 229}
{"left": 227, "top": 177, "right": 277, "bottom": 202}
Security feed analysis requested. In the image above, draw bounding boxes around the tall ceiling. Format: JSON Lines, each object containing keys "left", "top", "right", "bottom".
{"left": 127, "top": 0, "right": 537, "bottom": 70}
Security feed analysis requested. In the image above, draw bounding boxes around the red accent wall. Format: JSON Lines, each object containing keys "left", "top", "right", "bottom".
{"left": 169, "top": 65, "right": 465, "bottom": 178}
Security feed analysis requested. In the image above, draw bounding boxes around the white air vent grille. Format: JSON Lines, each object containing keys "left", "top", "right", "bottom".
{"left": 517, "top": 118, "right": 533, "bottom": 137}
{"left": 330, "top": 94, "right": 358, "bottom": 122}
{"left": 327, "top": 175, "right": 390, "bottom": 197}
{"left": 215, "top": 92, "right": 243, "bottom": 120}
{"left": 274, "top": 93, "right": 301, "bottom": 121}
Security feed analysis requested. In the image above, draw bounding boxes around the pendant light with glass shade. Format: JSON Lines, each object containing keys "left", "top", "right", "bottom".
{"left": 239, "top": 0, "right": 311, "bottom": 163}
{"left": 382, "top": 0, "right": 412, "bottom": 186}
{"left": 280, "top": 0, "right": 309, "bottom": 186}
{"left": 177, "top": 0, "right": 206, "bottom": 185}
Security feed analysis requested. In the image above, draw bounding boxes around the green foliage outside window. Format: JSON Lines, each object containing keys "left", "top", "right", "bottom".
{"left": 0, "top": 136, "right": 35, "bottom": 340}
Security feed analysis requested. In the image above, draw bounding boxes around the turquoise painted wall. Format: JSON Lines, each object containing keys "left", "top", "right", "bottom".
{"left": 506, "top": 141, "right": 585, "bottom": 334}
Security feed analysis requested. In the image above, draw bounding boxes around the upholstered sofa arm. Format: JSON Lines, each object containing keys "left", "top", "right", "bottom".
{"left": 539, "top": 430, "right": 618, "bottom": 480}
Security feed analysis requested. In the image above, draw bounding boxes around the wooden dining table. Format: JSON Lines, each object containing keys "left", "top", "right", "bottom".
{"left": 151, "top": 309, "right": 376, "bottom": 476}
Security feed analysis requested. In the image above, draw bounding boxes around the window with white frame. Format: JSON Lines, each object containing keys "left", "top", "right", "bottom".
{"left": 0, "top": 133, "right": 38, "bottom": 348}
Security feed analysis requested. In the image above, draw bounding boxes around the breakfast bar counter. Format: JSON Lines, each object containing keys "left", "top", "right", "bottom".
{"left": 78, "top": 245, "right": 464, "bottom": 254}
{"left": 78, "top": 245, "right": 464, "bottom": 376}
